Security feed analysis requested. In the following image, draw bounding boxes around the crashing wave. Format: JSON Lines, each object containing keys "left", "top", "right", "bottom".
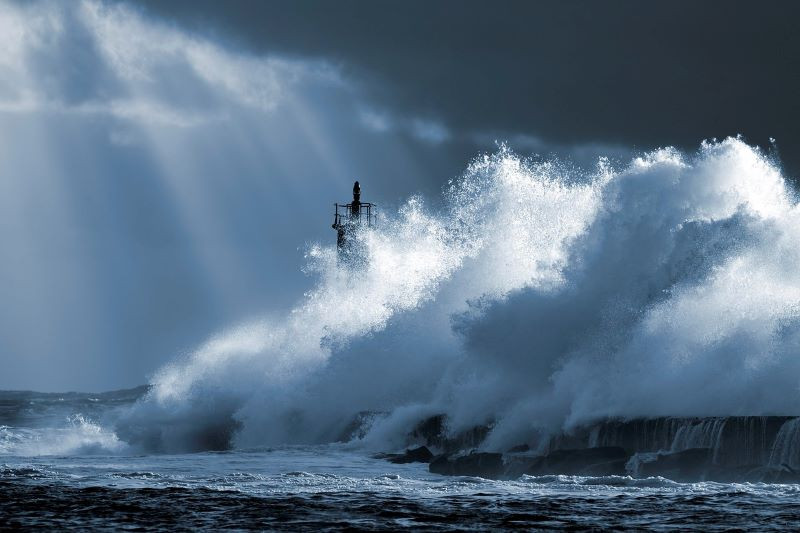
{"left": 116, "top": 138, "right": 800, "bottom": 456}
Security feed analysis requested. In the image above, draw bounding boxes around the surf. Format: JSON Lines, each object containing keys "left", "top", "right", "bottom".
{"left": 112, "top": 137, "right": 800, "bottom": 458}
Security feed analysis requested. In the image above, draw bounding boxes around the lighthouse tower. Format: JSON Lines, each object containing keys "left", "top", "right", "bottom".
{"left": 332, "top": 181, "right": 376, "bottom": 259}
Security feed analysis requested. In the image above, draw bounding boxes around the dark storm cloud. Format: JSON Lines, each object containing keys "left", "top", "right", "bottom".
{"left": 131, "top": 0, "right": 800, "bottom": 175}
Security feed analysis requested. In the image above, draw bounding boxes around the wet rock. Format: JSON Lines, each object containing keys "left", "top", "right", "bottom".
{"left": 632, "top": 450, "right": 800, "bottom": 483}
{"left": 637, "top": 448, "right": 712, "bottom": 481}
{"left": 553, "top": 416, "right": 794, "bottom": 468}
{"left": 449, "top": 425, "right": 492, "bottom": 453}
{"left": 409, "top": 415, "right": 492, "bottom": 453}
{"left": 578, "top": 459, "right": 628, "bottom": 476}
{"left": 750, "top": 465, "right": 800, "bottom": 483}
{"left": 414, "top": 415, "right": 800, "bottom": 483}
{"left": 337, "top": 411, "right": 386, "bottom": 442}
{"left": 524, "top": 447, "right": 630, "bottom": 476}
{"left": 702, "top": 464, "right": 800, "bottom": 483}
{"left": 410, "top": 415, "right": 446, "bottom": 448}
{"left": 386, "top": 446, "right": 434, "bottom": 464}
{"left": 429, "top": 452, "right": 504, "bottom": 478}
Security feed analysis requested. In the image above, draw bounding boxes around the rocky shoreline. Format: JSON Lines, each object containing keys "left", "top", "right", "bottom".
{"left": 374, "top": 415, "right": 800, "bottom": 483}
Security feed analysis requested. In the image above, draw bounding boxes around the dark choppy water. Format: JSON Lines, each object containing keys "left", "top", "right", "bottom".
{"left": 5, "top": 448, "right": 800, "bottom": 530}
{"left": 3, "top": 389, "right": 800, "bottom": 530}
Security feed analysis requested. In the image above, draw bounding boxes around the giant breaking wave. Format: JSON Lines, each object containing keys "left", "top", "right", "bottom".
{"left": 116, "top": 138, "right": 800, "bottom": 454}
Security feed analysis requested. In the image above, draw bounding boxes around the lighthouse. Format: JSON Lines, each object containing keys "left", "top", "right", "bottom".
{"left": 332, "top": 181, "right": 376, "bottom": 260}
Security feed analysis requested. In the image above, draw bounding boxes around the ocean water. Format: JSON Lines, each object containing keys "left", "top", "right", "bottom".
{"left": 5, "top": 139, "right": 800, "bottom": 528}
{"left": 6, "top": 451, "right": 800, "bottom": 530}
{"left": 3, "top": 391, "right": 800, "bottom": 530}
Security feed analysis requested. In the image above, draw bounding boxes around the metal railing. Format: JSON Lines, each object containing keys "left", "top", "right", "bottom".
{"left": 333, "top": 202, "right": 377, "bottom": 227}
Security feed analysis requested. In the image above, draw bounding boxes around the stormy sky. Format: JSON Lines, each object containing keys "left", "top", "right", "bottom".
{"left": 137, "top": 0, "right": 800, "bottom": 169}
{"left": 1, "top": 0, "right": 798, "bottom": 391}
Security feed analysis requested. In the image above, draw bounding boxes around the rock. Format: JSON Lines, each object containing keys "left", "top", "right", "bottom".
{"left": 409, "top": 414, "right": 492, "bottom": 453}
{"left": 428, "top": 454, "right": 451, "bottom": 475}
{"left": 387, "top": 446, "right": 434, "bottom": 464}
{"left": 633, "top": 450, "right": 800, "bottom": 483}
{"left": 429, "top": 447, "right": 632, "bottom": 480}
{"left": 411, "top": 415, "right": 800, "bottom": 483}
{"left": 525, "top": 446, "right": 630, "bottom": 476}
{"left": 410, "top": 415, "right": 446, "bottom": 448}
{"left": 707, "top": 464, "right": 800, "bottom": 483}
{"left": 637, "top": 448, "right": 712, "bottom": 481}
{"left": 337, "top": 411, "right": 386, "bottom": 442}
{"left": 450, "top": 425, "right": 492, "bottom": 453}
{"left": 429, "top": 452, "right": 504, "bottom": 478}
{"left": 551, "top": 416, "right": 794, "bottom": 468}
{"left": 578, "top": 459, "right": 628, "bottom": 476}
{"left": 756, "top": 466, "right": 800, "bottom": 483}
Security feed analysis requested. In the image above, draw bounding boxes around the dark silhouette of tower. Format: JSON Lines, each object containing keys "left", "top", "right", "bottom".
{"left": 332, "top": 181, "right": 375, "bottom": 259}
{"left": 351, "top": 181, "right": 361, "bottom": 217}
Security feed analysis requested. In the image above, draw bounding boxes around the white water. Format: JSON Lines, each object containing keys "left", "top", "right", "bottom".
{"left": 770, "top": 419, "right": 800, "bottom": 470}
{"left": 0, "top": 415, "right": 125, "bottom": 456}
{"left": 2, "top": 444, "right": 788, "bottom": 497}
{"left": 113, "top": 138, "right": 800, "bottom": 454}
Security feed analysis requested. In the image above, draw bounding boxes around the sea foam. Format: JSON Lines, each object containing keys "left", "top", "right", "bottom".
{"left": 117, "top": 138, "right": 800, "bottom": 453}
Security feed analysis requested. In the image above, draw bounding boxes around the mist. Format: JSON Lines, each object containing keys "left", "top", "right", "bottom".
{"left": 113, "top": 137, "right": 800, "bottom": 454}
{"left": 0, "top": 0, "right": 464, "bottom": 390}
